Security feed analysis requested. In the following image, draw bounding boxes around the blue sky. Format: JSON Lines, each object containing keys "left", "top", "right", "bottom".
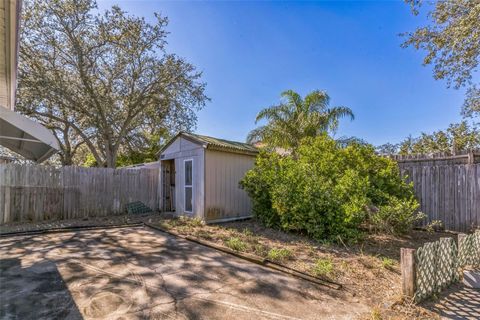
{"left": 99, "top": 0, "right": 465, "bottom": 146}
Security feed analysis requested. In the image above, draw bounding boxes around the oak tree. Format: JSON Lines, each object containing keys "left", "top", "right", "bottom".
{"left": 17, "top": 0, "right": 208, "bottom": 167}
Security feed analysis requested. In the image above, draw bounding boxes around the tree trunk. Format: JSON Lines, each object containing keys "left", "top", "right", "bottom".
{"left": 104, "top": 144, "right": 117, "bottom": 168}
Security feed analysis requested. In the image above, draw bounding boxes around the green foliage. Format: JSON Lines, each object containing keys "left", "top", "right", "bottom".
{"left": 267, "top": 248, "right": 293, "bottom": 262}
{"left": 241, "top": 134, "right": 421, "bottom": 241}
{"left": 378, "top": 121, "right": 480, "bottom": 155}
{"left": 380, "top": 257, "right": 395, "bottom": 270}
{"left": 116, "top": 133, "right": 165, "bottom": 167}
{"left": 18, "top": 0, "right": 208, "bottom": 167}
{"left": 425, "top": 220, "right": 444, "bottom": 233}
{"left": 247, "top": 90, "right": 354, "bottom": 150}
{"left": 224, "top": 237, "right": 247, "bottom": 252}
{"left": 254, "top": 244, "right": 268, "bottom": 257}
{"left": 397, "top": 121, "right": 480, "bottom": 155}
{"left": 370, "top": 197, "right": 424, "bottom": 235}
{"left": 83, "top": 153, "right": 98, "bottom": 167}
{"left": 313, "top": 258, "right": 334, "bottom": 277}
{"left": 402, "top": 1, "right": 479, "bottom": 118}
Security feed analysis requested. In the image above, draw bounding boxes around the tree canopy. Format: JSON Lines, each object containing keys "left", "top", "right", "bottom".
{"left": 377, "top": 121, "right": 480, "bottom": 155}
{"left": 247, "top": 90, "right": 354, "bottom": 150}
{"left": 17, "top": 0, "right": 208, "bottom": 167}
{"left": 402, "top": 0, "right": 480, "bottom": 119}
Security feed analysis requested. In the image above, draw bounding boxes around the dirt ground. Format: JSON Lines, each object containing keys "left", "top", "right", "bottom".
{"left": 156, "top": 218, "right": 460, "bottom": 319}
{"left": 0, "top": 212, "right": 164, "bottom": 234}
{"left": 0, "top": 226, "right": 371, "bottom": 320}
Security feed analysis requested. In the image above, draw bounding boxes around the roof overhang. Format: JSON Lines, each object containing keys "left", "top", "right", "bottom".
{"left": 0, "top": 107, "right": 59, "bottom": 163}
{"left": 158, "top": 132, "right": 259, "bottom": 158}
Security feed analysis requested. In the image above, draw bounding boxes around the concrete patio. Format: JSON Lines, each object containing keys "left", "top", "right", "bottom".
{"left": 0, "top": 226, "right": 369, "bottom": 319}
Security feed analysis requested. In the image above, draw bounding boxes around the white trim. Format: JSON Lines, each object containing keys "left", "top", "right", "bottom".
{"left": 183, "top": 158, "right": 193, "bottom": 214}
{"left": 0, "top": 135, "right": 48, "bottom": 143}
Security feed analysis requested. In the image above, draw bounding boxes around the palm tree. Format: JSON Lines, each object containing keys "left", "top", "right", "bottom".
{"left": 247, "top": 90, "right": 354, "bottom": 150}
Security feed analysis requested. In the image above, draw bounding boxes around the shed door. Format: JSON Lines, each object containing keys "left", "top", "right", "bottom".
{"left": 184, "top": 159, "right": 193, "bottom": 213}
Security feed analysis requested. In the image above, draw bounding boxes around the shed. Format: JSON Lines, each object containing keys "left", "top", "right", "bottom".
{"left": 158, "top": 132, "right": 258, "bottom": 223}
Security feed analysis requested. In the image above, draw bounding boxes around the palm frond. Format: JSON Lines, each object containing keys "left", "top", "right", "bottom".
{"left": 246, "top": 126, "right": 267, "bottom": 144}
{"left": 304, "top": 90, "right": 330, "bottom": 113}
{"left": 255, "top": 103, "right": 290, "bottom": 123}
{"left": 327, "top": 106, "right": 355, "bottom": 121}
{"left": 249, "top": 89, "right": 354, "bottom": 149}
{"left": 281, "top": 90, "right": 303, "bottom": 110}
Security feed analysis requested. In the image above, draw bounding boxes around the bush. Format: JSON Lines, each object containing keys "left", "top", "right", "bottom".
{"left": 370, "top": 197, "right": 425, "bottom": 234}
{"left": 240, "top": 134, "right": 421, "bottom": 241}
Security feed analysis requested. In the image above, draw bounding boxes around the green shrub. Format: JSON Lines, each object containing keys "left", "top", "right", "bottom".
{"left": 371, "top": 197, "right": 425, "bottom": 234}
{"left": 313, "top": 258, "right": 334, "bottom": 277}
{"left": 267, "top": 248, "right": 293, "bottom": 262}
{"left": 224, "top": 237, "right": 247, "bottom": 252}
{"left": 240, "top": 134, "right": 421, "bottom": 241}
{"left": 426, "top": 220, "right": 443, "bottom": 233}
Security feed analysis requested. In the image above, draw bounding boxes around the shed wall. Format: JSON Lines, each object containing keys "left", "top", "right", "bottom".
{"left": 160, "top": 137, "right": 205, "bottom": 219}
{"left": 204, "top": 150, "right": 254, "bottom": 222}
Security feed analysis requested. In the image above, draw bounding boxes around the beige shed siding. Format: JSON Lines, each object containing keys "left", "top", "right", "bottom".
{"left": 0, "top": 1, "right": 7, "bottom": 108}
{"left": 204, "top": 150, "right": 255, "bottom": 221}
{"left": 160, "top": 136, "right": 205, "bottom": 219}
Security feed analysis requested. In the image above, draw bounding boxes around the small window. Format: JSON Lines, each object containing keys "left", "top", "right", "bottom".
{"left": 184, "top": 160, "right": 193, "bottom": 212}
{"left": 185, "top": 160, "right": 192, "bottom": 186}
{"left": 185, "top": 186, "right": 193, "bottom": 212}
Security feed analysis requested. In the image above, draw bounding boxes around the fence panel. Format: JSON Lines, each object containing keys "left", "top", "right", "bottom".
{"left": 400, "top": 164, "right": 480, "bottom": 232}
{"left": 0, "top": 164, "right": 159, "bottom": 224}
{"left": 409, "top": 231, "right": 480, "bottom": 302}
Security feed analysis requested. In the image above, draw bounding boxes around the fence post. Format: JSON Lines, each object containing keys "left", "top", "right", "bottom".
{"left": 467, "top": 151, "right": 474, "bottom": 164}
{"left": 458, "top": 233, "right": 467, "bottom": 268}
{"left": 401, "top": 248, "right": 416, "bottom": 298}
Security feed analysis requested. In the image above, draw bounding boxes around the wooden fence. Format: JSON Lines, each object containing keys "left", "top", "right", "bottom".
{"left": 0, "top": 164, "right": 159, "bottom": 224}
{"left": 401, "top": 231, "right": 480, "bottom": 302}
{"left": 392, "top": 150, "right": 480, "bottom": 166}
{"left": 399, "top": 164, "right": 480, "bottom": 232}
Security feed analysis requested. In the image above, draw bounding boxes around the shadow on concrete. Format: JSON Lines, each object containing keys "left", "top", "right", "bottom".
{"left": 0, "top": 257, "right": 83, "bottom": 319}
{"left": 426, "top": 284, "right": 480, "bottom": 320}
{"left": 0, "top": 226, "right": 367, "bottom": 319}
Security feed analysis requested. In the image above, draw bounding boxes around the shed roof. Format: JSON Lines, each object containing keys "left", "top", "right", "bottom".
{"left": 160, "top": 132, "right": 258, "bottom": 156}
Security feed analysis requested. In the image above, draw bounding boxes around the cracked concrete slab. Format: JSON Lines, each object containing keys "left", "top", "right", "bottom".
{"left": 0, "top": 227, "right": 369, "bottom": 319}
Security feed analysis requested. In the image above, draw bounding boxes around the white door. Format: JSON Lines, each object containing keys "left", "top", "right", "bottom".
{"left": 184, "top": 159, "right": 193, "bottom": 213}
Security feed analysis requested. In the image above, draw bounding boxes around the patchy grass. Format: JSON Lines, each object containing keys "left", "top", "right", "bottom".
{"left": 224, "top": 237, "right": 247, "bottom": 252}
{"left": 266, "top": 248, "right": 293, "bottom": 262}
{"left": 254, "top": 244, "right": 268, "bottom": 257}
{"left": 312, "top": 257, "right": 334, "bottom": 278}
{"left": 151, "top": 216, "right": 450, "bottom": 319}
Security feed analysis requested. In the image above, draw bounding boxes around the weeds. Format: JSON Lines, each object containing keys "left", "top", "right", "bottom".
{"left": 195, "top": 229, "right": 212, "bottom": 240}
{"left": 254, "top": 244, "right": 268, "bottom": 257}
{"left": 380, "top": 257, "right": 395, "bottom": 270}
{"left": 242, "top": 228, "right": 253, "bottom": 236}
{"left": 313, "top": 257, "right": 334, "bottom": 277}
{"left": 370, "top": 307, "right": 382, "bottom": 320}
{"left": 224, "top": 237, "right": 247, "bottom": 251}
{"left": 267, "top": 248, "right": 293, "bottom": 262}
